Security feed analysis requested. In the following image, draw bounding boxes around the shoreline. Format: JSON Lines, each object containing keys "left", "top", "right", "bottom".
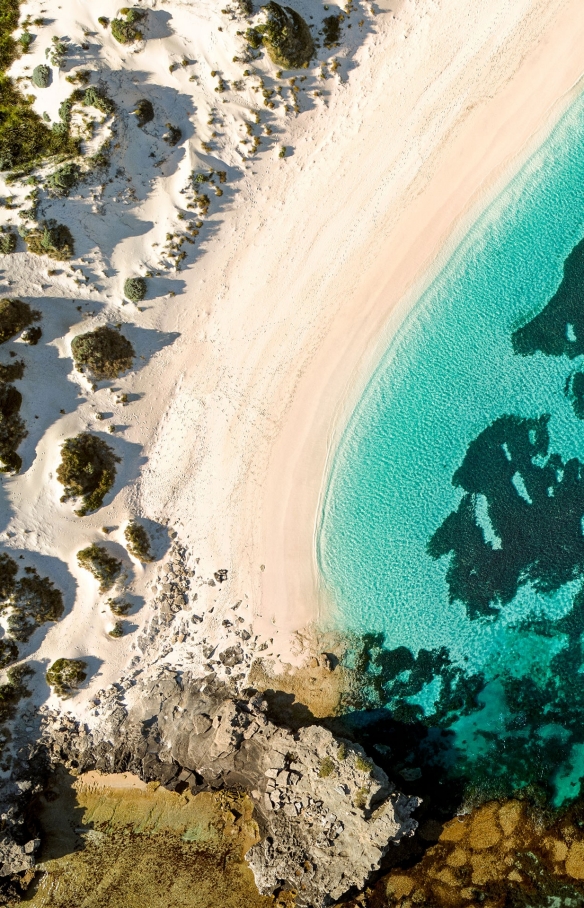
{"left": 253, "top": 0, "right": 584, "bottom": 655}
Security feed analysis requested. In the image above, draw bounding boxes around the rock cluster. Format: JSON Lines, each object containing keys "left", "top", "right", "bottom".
{"left": 43, "top": 670, "right": 419, "bottom": 907}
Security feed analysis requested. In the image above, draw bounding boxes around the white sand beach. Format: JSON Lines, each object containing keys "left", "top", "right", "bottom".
{"left": 3, "top": 0, "right": 584, "bottom": 703}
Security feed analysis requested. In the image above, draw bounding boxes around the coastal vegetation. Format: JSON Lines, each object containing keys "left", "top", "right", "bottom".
{"left": 57, "top": 432, "right": 120, "bottom": 515}
{"left": 133, "top": 98, "right": 154, "bottom": 127}
{"left": 46, "top": 657, "right": 87, "bottom": 697}
{"left": 71, "top": 325, "right": 135, "bottom": 380}
{"left": 111, "top": 8, "right": 145, "bottom": 45}
{"left": 0, "top": 298, "right": 36, "bottom": 343}
{"left": 124, "top": 521, "right": 152, "bottom": 562}
{"left": 31, "top": 63, "right": 51, "bottom": 88}
{"left": 0, "top": 228, "right": 16, "bottom": 253}
{"left": 46, "top": 162, "right": 80, "bottom": 197}
{"left": 0, "top": 552, "right": 63, "bottom": 645}
{"left": 124, "top": 276, "right": 147, "bottom": 302}
{"left": 258, "top": 2, "right": 314, "bottom": 69}
{"left": 24, "top": 221, "right": 75, "bottom": 260}
{"left": 0, "top": 380, "right": 26, "bottom": 471}
{"left": 77, "top": 543, "right": 122, "bottom": 592}
{"left": 7, "top": 565, "right": 64, "bottom": 641}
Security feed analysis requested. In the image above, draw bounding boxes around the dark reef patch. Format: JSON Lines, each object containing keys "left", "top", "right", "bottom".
{"left": 428, "top": 414, "right": 584, "bottom": 620}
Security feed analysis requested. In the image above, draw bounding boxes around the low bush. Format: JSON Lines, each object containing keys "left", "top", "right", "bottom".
{"left": 46, "top": 657, "right": 87, "bottom": 697}
{"left": 0, "top": 665, "right": 32, "bottom": 721}
{"left": 108, "top": 620, "right": 123, "bottom": 637}
{"left": 0, "top": 298, "right": 36, "bottom": 344}
{"left": 111, "top": 9, "right": 144, "bottom": 44}
{"left": 32, "top": 64, "right": 51, "bottom": 88}
{"left": 77, "top": 543, "right": 122, "bottom": 592}
{"left": 0, "top": 382, "right": 26, "bottom": 473}
{"left": 97, "top": 16, "right": 109, "bottom": 27}
{"left": 21, "top": 325, "right": 42, "bottom": 345}
{"left": 57, "top": 432, "right": 120, "bottom": 515}
{"left": 0, "top": 229, "right": 17, "bottom": 254}
{"left": 163, "top": 124, "right": 182, "bottom": 146}
{"left": 25, "top": 221, "right": 74, "bottom": 260}
{"left": 124, "top": 276, "right": 146, "bottom": 302}
{"left": 46, "top": 162, "right": 80, "bottom": 197}
{"left": 0, "top": 552, "right": 17, "bottom": 600}
{"left": 0, "top": 360, "right": 24, "bottom": 382}
{"left": 83, "top": 85, "right": 115, "bottom": 115}
{"left": 107, "top": 596, "right": 131, "bottom": 615}
{"left": 322, "top": 13, "right": 342, "bottom": 46}
{"left": 124, "top": 521, "right": 152, "bottom": 561}
{"left": 318, "top": 756, "right": 335, "bottom": 778}
{"left": 261, "top": 2, "right": 314, "bottom": 68}
{"left": 133, "top": 98, "right": 153, "bottom": 127}
{"left": 7, "top": 566, "right": 64, "bottom": 641}
{"left": 0, "top": 638, "right": 17, "bottom": 669}
{"left": 354, "top": 754, "right": 373, "bottom": 774}
{"left": 71, "top": 325, "right": 135, "bottom": 380}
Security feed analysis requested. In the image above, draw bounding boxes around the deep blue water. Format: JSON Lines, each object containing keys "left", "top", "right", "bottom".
{"left": 318, "top": 90, "right": 584, "bottom": 806}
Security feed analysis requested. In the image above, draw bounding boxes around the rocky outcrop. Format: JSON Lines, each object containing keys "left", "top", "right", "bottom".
{"left": 43, "top": 670, "right": 419, "bottom": 907}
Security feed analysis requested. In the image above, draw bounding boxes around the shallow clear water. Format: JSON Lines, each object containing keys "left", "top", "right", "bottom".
{"left": 318, "top": 89, "right": 584, "bottom": 806}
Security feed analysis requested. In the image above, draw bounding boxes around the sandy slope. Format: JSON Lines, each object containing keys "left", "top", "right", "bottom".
{"left": 2, "top": 0, "right": 584, "bottom": 709}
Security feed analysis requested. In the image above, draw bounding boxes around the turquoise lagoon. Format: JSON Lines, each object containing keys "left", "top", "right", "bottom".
{"left": 318, "top": 89, "right": 584, "bottom": 806}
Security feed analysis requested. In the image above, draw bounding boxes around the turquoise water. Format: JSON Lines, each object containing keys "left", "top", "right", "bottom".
{"left": 318, "top": 89, "right": 584, "bottom": 806}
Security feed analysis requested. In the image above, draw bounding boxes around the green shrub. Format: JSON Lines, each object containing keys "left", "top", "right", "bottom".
{"left": 0, "top": 229, "right": 16, "bottom": 254}
{"left": 98, "top": 16, "right": 109, "bottom": 27}
{"left": 0, "top": 638, "right": 17, "bottom": 669}
{"left": 108, "top": 620, "right": 123, "bottom": 637}
{"left": 0, "top": 298, "right": 35, "bottom": 343}
{"left": 57, "top": 432, "right": 120, "bottom": 515}
{"left": 354, "top": 754, "right": 373, "bottom": 774}
{"left": 83, "top": 85, "right": 115, "bottom": 115}
{"left": 124, "top": 276, "right": 146, "bottom": 301}
{"left": 46, "top": 162, "right": 80, "bottom": 196}
{"left": 46, "top": 657, "right": 87, "bottom": 697}
{"left": 32, "top": 64, "right": 51, "bottom": 88}
{"left": 18, "top": 31, "right": 33, "bottom": 52}
{"left": 25, "top": 221, "right": 74, "bottom": 260}
{"left": 261, "top": 2, "right": 314, "bottom": 68}
{"left": 318, "top": 756, "right": 335, "bottom": 778}
{"left": 0, "top": 552, "right": 17, "bottom": 599}
{"left": 111, "top": 9, "right": 144, "bottom": 44}
{"left": 133, "top": 98, "right": 153, "bottom": 127}
{"left": 107, "top": 596, "right": 131, "bottom": 615}
{"left": 279, "top": 145, "right": 286, "bottom": 158}
{"left": 124, "top": 521, "right": 152, "bottom": 561}
{"left": 0, "top": 382, "right": 26, "bottom": 473}
{"left": 0, "top": 0, "right": 19, "bottom": 72}
{"left": 71, "top": 325, "right": 135, "bottom": 380}
{"left": 7, "top": 566, "right": 64, "bottom": 641}
{"left": 163, "top": 124, "right": 182, "bottom": 146}
{"left": 322, "top": 14, "right": 342, "bottom": 46}
{"left": 337, "top": 742, "right": 348, "bottom": 761}
{"left": 353, "top": 785, "right": 369, "bottom": 809}
{"left": 0, "top": 360, "right": 24, "bottom": 382}
{"left": 21, "top": 325, "right": 42, "bottom": 345}
{"left": 246, "top": 26, "right": 264, "bottom": 49}
{"left": 77, "top": 543, "right": 122, "bottom": 592}
{"left": 0, "top": 665, "right": 32, "bottom": 721}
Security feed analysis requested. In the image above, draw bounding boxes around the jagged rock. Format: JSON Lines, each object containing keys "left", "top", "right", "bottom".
{"left": 41, "top": 670, "right": 419, "bottom": 907}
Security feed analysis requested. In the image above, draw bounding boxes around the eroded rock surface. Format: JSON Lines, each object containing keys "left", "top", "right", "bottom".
{"left": 43, "top": 670, "right": 419, "bottom": 906}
